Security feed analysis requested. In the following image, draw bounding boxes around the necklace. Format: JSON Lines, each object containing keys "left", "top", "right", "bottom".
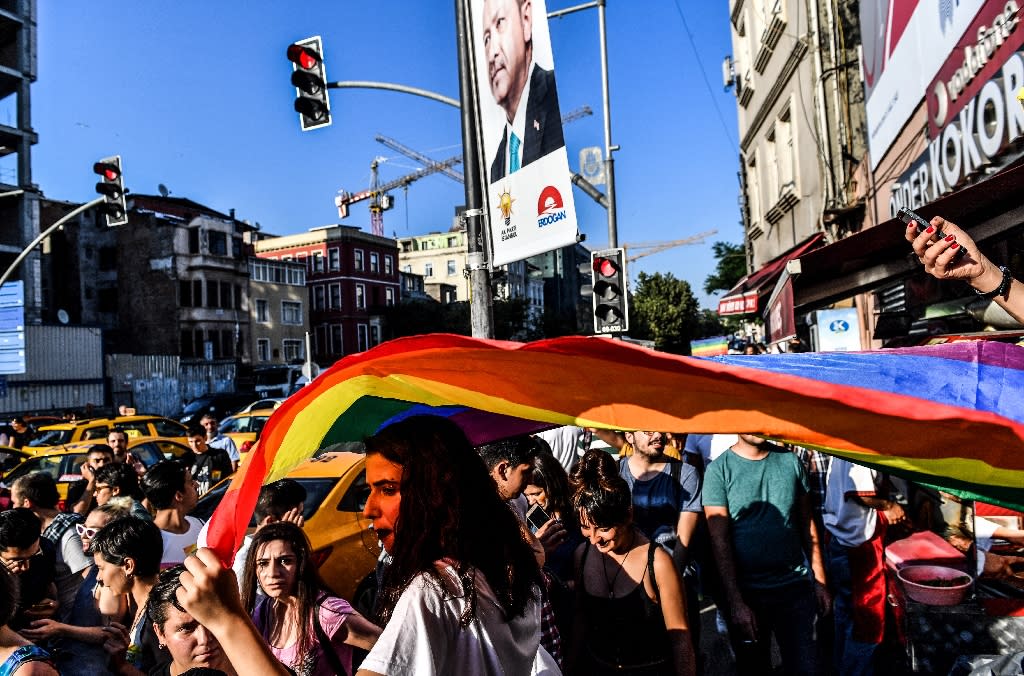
{"left": 601, "top": 528, "right": 635, "bottom": 598}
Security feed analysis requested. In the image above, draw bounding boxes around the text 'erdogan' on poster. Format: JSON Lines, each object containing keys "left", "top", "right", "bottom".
{"left": 470, "top": 0, "right": 579, "bottom": 267}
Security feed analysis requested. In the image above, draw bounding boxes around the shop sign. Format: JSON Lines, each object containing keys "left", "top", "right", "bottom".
{"left": 718, "top": 291, "right": 758, "bottom": 316}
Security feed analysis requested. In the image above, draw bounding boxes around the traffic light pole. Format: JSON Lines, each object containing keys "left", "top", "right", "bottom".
{"left": 0, "top": 196, "right": 104, "bottom": 289}
{"left": 454, "top": 0, "right": 494, "bottom": 339}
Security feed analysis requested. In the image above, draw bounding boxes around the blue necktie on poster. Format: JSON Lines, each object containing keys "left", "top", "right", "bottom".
{"left": 509, "top": 132, "right": 521, "bottom": 173}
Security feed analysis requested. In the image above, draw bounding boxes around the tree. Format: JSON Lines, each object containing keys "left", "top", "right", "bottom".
{"left": 630, "top": 271, "right": 700, "bottom": 354}
{"left": 704, "top": 241, "right": 747, "bottom": 295}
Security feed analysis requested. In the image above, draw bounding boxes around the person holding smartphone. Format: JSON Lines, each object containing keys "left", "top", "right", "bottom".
{"left": 905, "top": 213, "right": 1024, "bottom": 323}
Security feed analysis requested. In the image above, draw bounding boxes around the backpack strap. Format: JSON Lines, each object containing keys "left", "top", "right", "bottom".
{"left": 312, "top": 599, "right": 348, "bottom": 676}
{"left": 42, "top": 511, "right": 83, "bottom": 544}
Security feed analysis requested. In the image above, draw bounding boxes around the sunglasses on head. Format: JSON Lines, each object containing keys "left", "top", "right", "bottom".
{"left": 75, "top": 524, "right": 100, "bottom": 539}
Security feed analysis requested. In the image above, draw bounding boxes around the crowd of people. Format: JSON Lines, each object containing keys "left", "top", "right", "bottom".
{"left": 0, "top": 215, "right": 1017, "bottom": 674}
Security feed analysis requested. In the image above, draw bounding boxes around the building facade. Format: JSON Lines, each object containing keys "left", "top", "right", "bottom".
{"left": 724, "top": 0, "right": 867, "bottom": 346}
{"left": 248, "top": 257, "right": 309, "bottom": 364}
{"left": 254, "top": 225, "right": 399, "bottom": 366}
{"left": 398, "top": 228, "right": 470, "bottom": 303}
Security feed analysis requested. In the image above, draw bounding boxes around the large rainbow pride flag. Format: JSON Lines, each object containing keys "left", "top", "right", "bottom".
{"left": 206, "top": 334, "right": 1024, "bottom": 562}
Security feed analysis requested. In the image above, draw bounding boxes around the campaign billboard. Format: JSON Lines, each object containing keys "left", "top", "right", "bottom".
{"left": 861, "top": 0, "right": 985, "bottom": 169}
{"left": 469, "top": 0, "right": 579, "bottom": 266}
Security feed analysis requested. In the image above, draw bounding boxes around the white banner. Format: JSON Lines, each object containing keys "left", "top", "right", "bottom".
{"left": 861, "top": 0, "right": 985, "bottom": 169}
{"left": 470, "top": 0, "right": 579, "bottom": 266}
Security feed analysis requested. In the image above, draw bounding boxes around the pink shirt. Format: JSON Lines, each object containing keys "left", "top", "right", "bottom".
{"left": 253, "top": 594, "right": 354, "bottom": 676}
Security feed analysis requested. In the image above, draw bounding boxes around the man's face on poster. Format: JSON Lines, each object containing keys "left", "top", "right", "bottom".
{"left": 483, "top": 0, "right": 532, "bottom": 120}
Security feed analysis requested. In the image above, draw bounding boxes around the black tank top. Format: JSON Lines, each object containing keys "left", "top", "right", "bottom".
{"left": 580, "top": 540, "right": 673, "bottom": 673}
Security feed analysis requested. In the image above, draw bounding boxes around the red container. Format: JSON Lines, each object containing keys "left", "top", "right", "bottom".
{"left": 885, "top": 531, "right": 967, "bottom": 572}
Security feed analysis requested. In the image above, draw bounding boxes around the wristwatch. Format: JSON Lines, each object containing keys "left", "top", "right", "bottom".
{"left": 974, "top": 265, "right": 1012, "bottom": 300}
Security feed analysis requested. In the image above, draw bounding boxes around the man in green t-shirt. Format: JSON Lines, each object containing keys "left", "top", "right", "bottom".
{"left": 703, "top": 434, "right": 830, "bottom": 676}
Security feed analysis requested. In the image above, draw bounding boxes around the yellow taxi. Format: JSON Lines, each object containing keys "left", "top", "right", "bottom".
{"left": 1, "top": 436, "right": 192, "bottom": 509}
{"left": 28, "top": 415, "right": 188, "bottom": 450}
{"left": 217, "top": 409, "right": 275, "bottom": 454}
{"left": 190, "top": 452, "right": 379, "bottom": 605}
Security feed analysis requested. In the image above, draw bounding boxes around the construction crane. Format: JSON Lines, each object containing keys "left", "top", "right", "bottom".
{"left": 622, "top": 230, "right": 718, "bottom": 263}
{"left": 335, "top": 106, "right": 596, "bottom": 236}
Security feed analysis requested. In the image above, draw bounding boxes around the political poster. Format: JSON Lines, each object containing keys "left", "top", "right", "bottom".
{"left": 469, "top": 0, "right": 579, "bottom": 266}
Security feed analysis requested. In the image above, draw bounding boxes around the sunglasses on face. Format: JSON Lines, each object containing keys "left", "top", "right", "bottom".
{"left": 75, "top": 524, "right": 100, "bottom": 539}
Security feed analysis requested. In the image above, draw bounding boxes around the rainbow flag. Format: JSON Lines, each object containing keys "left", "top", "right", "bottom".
{"left": 690, "top": 335, "right": 730, "bottom": 357}
{"left": 206, "top": 334, "right": 1024, "bottom": 562}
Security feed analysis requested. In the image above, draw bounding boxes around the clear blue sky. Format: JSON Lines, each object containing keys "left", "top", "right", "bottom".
{"left": 32, "top": 1, "right": 740, "bottom": 309}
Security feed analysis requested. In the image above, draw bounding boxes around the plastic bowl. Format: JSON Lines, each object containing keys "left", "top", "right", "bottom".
{"left": 897, "top": 564, "right": 972, "bottom": 606}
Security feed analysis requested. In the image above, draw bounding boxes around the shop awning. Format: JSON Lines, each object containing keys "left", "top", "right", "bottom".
{"left": 782, "top": 161, "right": 1024, "bottom": 313}
{"left": 718, "top": 233, "right": 824, "bottom": 316}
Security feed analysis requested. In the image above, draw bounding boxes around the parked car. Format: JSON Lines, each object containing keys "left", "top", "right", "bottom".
{"left": 28, "top": 415, "right": 188, "bottom": 450}
{"left": 217, "top": 409, "right": 274, "bottom": 454}
{"left": 235, "top": 398, "right": 285, "bottom": 414}
{"left": 190, "top": 451, "right": 378, "bottom": 605}
{"left": 0, "top": 436, "right": 192, "bottom": 509}
{"left": 178, "top": 392, "right": 257, "bottom": 427}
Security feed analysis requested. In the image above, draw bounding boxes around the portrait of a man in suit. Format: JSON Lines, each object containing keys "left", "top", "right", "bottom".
{"left": 482, "top": 0, "right": 565, "bottom": 183}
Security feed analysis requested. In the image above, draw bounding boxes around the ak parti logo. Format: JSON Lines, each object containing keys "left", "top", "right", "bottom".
{"left": 536, "top": 186, "right": 566, "bottom": 227}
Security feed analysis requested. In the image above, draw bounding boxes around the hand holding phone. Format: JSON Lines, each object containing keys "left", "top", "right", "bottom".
{"left": 897, "top": 207, "right": 965, "bottom": 260}
{"left": 526, "top": 503, "right": 552, "bottom": 533}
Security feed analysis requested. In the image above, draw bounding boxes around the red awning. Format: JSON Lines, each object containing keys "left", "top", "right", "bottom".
{"left": 717, "top": 233, "right": 824, "bottom": 316}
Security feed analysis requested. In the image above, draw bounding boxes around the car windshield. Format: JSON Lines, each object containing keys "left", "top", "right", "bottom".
{"left": 189, "top": 477, "right": 337, "bottom": 524}
{"left": 182, "top": 399, "right": 214, "bottom": 415}
{"left": 5, "top": 453, "right": 83, "bottom": 484}
{"left": 28, "top": 428, "right": 73, "bottom": 447}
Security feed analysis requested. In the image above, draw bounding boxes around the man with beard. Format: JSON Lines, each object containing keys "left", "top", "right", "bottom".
{"left": 482, "top": 0, "right": 564, "bottom": 181}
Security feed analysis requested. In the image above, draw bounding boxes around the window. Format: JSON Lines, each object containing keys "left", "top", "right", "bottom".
{"left": 235, "top": 285, "right": 242, "bottom": 310}
{"left": 764, "top": 125, "right": 779, "bottom": 200}
{"left": 98, "top": 288, "right": 117, "bottom": 312}
{"left": 232, "top": 236, "right": 243, "bottom": 258}
{"left": 357, "top": 324, "right": 369, "bottom": 352}
{"left": 385, "top": 288, "right": 395, "bottom": 306}
{"left": 255, "top": 299, "right": 269, "bottom": 322}
{"left": 329, "top": 248, "right": 340, "bottom": 271}
{"left": 180, "top": 281, "right": 194, "bottom": 307}
{"left": 188, "top": 229, "right": 200, "bottom": 254}
{"left": 355, "top": 284, "right": 366, "bottom": 310}
{"left": 384, "top": 255, "right": 393, "bottom": 275}
{"left": 257, "top": 339, "right": 271, "bottom": 362}
{"left": 221, "top": 329, "right": 235, "bottom": 358}
{"left": 402, "top": 264, "right": 412, "bottom": 273}
{"left": 313, "top": 252, "right": 324, "bottom": 273}
{"left": 448, "top": 236, "right": 458, "bottom": 247}
{"left": 370, "top": 325, "right": 380, "bottom": 347}
{"left": 746, "top": 151, "right": 761, "bottom": 229}
{"left": 208, "top": 231, "right": 228, "bottom": 256}
{"left": 329, "top": 283, "right": 342, "bottom": 310}
{"left": 193, "top": 280, "right": 203, "bottom": 307}
{"left": 313, "top": 285, "right": 326, "bottom": 311}
{"left": 776, "top": 105, "right": 795, "bottom": 192}
{"left": 370, "top": 252, "right": 379, "bottom": 273}
{"left": 315, "top": 325, "right": 328, "bottom": 356}
{"left": 354, "top": 249, "right": 365, "bottom": 271}
{"left": 283, "top": 340, "right": 303, "bottom": 361}
{"left": 99, "top": 247, "right": 117, "bottom": 271}
{"left": 447, "top": 259, "right": 456, "bottom": 276}
{"left": 181, "top": 330, "right": 194, "bottom": 358}
{"left": 288, "top": 266, "right": 305, "bottom": 285}
{"left": 424, "top": 263, "right": 433, "bottom": 278}
{"left": 220, "top": 281, "right": 233, "bottom": 310}
{"left": 331, "top": 325, "right": 343, "bottom": 355}
{"left": 206, "top": 280, "right": 220, "bottom": 308}
{"left": 282, "top": 301, "right": 302, "bottom": 325}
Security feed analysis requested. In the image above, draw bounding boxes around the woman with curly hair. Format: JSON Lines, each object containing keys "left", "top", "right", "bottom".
{"left": 356, "top": 415, "right": 550, "bottom": 676}
{"left": 242, "top": 522, "right": 380, "bottom": 676}
{"left": 568, "top": 449, "right": 696, "bottom": 676}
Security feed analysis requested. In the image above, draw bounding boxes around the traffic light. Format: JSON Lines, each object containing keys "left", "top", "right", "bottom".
{"left": 591, "top": 248, "right": 629, "bottom": 334}
{"left": 287, "top": 36, "right": 331, "bottom": 131}
{"left": 93, "top": 156, "right": 127, "bottom": 227}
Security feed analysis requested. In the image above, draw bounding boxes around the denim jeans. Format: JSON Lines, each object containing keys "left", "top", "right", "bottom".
{"left": 728, "top": 580, "right": 818, "bottom": 676}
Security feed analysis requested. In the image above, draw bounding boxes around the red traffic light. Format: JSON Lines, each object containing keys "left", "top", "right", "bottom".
{"left": 593, "top": 256, "right": 618, "bottom": 278}
{"left": 93, "top": 162, "right": 120, "bottom": 181}
{"left": 287, "top": 44, "right": 319, "bottom": 70}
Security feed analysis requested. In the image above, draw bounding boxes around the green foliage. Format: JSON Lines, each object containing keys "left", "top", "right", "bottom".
{"left": 630, "top": 271, "right": 700, "bottom": 354}
{"left": 704, "top": 241, "right": 747, "bottom": 295}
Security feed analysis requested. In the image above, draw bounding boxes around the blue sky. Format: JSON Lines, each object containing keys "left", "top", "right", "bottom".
{"left": 30, "top": 1, "right": 740, "bottom": 308}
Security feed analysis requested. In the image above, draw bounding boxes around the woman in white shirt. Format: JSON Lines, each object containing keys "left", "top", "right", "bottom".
{"left": 356, "top": 415, "right": 550, "bottom": 676}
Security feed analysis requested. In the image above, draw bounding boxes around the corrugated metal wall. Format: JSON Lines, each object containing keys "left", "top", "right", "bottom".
{"left": 1, "top": 326, "right": 105, "bottom": 415}
{"left": 107, "top": 354, "right": 237, "bottom": 418}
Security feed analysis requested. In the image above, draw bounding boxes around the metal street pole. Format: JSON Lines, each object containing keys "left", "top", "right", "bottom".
{"left": 454, "top": 0, "right": 494, "bottom": 338}
{"left": 0, "top": 196, "right": 104, "bottom": 289}
{"left": 598, "top": 0, "right": 618, "bottom": 247}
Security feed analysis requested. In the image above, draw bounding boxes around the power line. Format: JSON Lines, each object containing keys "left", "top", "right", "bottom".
{"left": 672, "top": 0, "right": 738, "bottom": 151}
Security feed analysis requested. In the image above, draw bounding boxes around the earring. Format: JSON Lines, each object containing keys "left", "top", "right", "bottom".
{"left": 125, "top": 572, "right": 134, "bottom": 579}
{"left": 158, "top": 643, "right": 166, "bottom": 650}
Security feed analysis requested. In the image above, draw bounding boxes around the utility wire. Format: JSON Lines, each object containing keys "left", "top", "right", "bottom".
{"left": 672, "top": 0, "right": 738, "bottom": 151}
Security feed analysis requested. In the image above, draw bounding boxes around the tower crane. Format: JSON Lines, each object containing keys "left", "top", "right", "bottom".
{"left": 621, "top": 229, "right": 718, "bottom": 263}
{"left": 335, "top": 106, "right": 596, "bottom": 236}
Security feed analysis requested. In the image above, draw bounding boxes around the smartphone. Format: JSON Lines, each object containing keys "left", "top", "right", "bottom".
{"left": 897, "top": 207, "right": 965, "bottom": 260}
{"left": 526, "top": 503, "right": 552, "bottom": 533}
